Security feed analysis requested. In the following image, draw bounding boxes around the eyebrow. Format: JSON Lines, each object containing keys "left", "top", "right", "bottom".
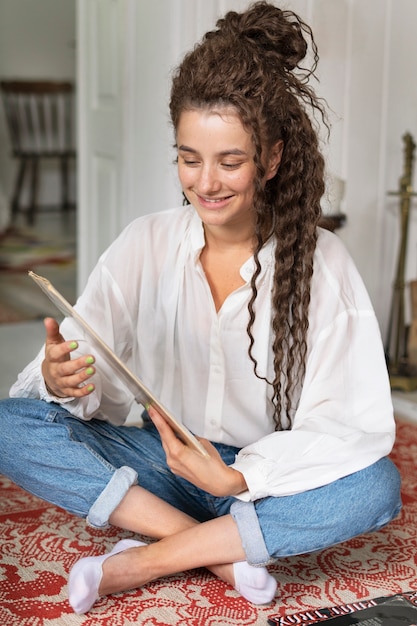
{"left": 177, "top": 145, "right": 248, "bottom": 157}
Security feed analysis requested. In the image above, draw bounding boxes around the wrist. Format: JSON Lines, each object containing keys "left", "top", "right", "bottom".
{"left": 42, "top": 360, "right": 66, "bottom": 398}
{"left": 44, "top": 379, "right": 67, "bottom": 399}
{"left": 229, "top": 468, "right": 248, "bottom": 496}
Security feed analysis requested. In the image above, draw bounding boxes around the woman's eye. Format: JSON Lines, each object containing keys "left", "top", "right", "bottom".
{"left": 222, "top": 162, "right": 241, "bottom": 170}
{"left": 183, "top": 159, "right": 200, "bottom": 167}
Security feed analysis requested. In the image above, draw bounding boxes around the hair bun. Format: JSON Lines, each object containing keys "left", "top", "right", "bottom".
{"left": 216, "top": 1, "right": 309, "bottom": 72}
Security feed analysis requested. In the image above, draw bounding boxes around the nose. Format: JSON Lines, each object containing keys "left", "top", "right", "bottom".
{"left": 197, "top": 164, "right": 221, "bottom": 195}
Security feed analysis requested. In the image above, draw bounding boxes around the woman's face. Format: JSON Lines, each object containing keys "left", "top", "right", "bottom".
{"left": 176, "top": 107, "right": 279, "bottom": 234}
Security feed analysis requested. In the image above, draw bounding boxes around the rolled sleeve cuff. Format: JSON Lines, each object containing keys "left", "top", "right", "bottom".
{"left": 39, "top": 377, "right": 76, "bottom": 404}
{"left": 231, "top": 457, "right": 274, "bottom": 502}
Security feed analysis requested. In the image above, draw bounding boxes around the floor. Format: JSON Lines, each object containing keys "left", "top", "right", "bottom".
{"left": 392, "top": 389, "right": 417, "bottom": 423}
{"left": 0, "top": 209, "right": 77, "bottom": 322}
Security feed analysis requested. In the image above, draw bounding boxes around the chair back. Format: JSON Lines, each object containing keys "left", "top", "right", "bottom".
{"left": 0, "top": 80, "right": 75, "bottom": 158}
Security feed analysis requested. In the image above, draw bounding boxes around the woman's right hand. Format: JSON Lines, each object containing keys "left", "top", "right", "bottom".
{"left": 41, "top": 317, "right": 96, "bottom": 398}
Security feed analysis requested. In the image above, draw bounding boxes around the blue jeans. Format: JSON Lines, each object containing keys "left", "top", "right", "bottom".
{"left": 0, "top": 398, "right": 402, "bottom": 566}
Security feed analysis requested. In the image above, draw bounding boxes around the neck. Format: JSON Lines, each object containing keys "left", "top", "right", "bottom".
{"left": 203, "top": 223, "right": 256, "bottom": 253}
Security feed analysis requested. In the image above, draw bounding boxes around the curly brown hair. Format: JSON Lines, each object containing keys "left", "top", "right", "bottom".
{"left": 169, "top": 1, "right": 327, "bottom": 430}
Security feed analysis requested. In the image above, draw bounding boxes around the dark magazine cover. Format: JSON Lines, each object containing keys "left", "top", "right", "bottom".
{"left": 268, "top": 590, "right": 417, "bottom": 625}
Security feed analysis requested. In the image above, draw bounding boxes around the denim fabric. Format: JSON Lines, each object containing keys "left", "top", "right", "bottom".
{"left": 0, "top": 398, "right": 402, "bottom": 565}
{"left": 232, "top": 456, "right": 402, "bottom": 566}
{"left": 230, "top": 499, "right": 272, "bottom": 565}
{"left": 87, "top": 466, "right": 138, "bottom": 528}
{"left": 0, "top": 398, "right": 239, "bottom": 524}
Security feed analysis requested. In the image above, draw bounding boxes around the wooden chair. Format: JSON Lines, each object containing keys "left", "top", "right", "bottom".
{"left": 0, "top": 80, "right": 76, "bottom": 225}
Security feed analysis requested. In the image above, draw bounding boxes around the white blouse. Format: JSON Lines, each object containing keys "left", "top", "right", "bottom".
{"left": 10, "top": 205, "right": 395, "bottom": 501}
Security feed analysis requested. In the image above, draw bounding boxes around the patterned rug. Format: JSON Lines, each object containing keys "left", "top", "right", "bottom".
{"left": 0, "top": 224, "right": 76, "bottom": 323}
{"left": 0, "top": 227, "right": 75, "bottom": 271}
{"left": 1, "top": 418, "right": 416, "bottom": 626}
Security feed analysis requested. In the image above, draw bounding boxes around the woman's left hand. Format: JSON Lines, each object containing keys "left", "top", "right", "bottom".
{"left": 148, "top": 405, "right": 247, "bottom": 497}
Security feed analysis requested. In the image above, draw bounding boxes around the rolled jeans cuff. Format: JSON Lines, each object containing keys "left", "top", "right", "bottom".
{"left": 230, "top": 499, "right": 273, "bottom": 567}
{"left": 87, "top": 465, "right": 138, "bottom": 528}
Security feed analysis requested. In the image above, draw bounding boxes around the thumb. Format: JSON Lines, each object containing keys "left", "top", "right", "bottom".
{"left": 43, "top": 317, "right": 65, "bottom": 345}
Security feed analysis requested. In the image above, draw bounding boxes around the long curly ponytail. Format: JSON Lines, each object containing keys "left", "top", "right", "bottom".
{"left": 170, "top": 1, "right": 327, "bottom": 429}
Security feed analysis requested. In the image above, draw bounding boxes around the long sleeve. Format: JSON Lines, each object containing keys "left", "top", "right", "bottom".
{"left": 9, "top": 207, "right": 196, "bottom": 425}
{"left": 9, "top": 231, "right": 144, "bottom": 423}
{"left": 9, "top": 268, "right": 135, "bottom": 424}
{"left": 232, "top": 310, "right": 394, "bottom": 500}
{"left": 232, "top": 229, "right": 395, "bottom": 501}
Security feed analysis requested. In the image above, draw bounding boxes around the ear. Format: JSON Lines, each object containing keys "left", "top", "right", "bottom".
{"left": 265, "top": 140, "right": 284, "bottom": 181}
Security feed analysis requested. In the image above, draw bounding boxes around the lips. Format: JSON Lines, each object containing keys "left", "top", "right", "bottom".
{"left": 196, "top": 194, "right": 234, "bottom": 208}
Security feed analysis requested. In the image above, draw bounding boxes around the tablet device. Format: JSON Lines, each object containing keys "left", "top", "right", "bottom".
{"left": 28, "top": 271, "right": 209, "bottom": 458}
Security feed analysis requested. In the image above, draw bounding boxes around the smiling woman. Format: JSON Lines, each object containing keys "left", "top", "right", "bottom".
{"left": 0, "top": 1, "right": 401, "bottom": 616}
{"left": 176, "top": 107, "right": 284, "bottom": 311}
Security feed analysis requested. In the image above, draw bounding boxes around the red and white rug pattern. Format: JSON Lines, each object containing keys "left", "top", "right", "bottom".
{"left": 1, "top": 418, "right": 417, "bottom": 625}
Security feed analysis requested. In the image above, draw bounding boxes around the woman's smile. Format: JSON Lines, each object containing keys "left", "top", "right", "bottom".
{"left": 197, "top": 194, "right": 235, "bottom": 208}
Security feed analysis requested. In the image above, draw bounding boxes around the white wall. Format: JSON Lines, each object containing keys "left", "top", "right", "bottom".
{"left": 383, "top": 1, "right": 417, "bottom": 336}
{"left": 0, "top": 0, "right": 76, "bottom": 207}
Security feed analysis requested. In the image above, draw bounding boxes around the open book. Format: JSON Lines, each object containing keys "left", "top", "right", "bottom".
{"left": 29, "top": 271, "right": 209, "bottom": 458}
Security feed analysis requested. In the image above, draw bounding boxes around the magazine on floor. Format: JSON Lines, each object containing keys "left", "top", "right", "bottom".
{"left": 268, "top": 590, "right": 417, "bottom": 625}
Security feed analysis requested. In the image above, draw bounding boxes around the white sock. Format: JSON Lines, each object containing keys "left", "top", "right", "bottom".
{"left": 68, "top": 538, "right": 146, "bottom": 614}
{"left": 233, "top": 560, "right": 277, "bottom": 605}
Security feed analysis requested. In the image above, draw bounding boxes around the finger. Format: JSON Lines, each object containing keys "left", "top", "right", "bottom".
{"left": 43, "top": 341, "right": 96, "bottom": 398}
{"left": 148, "top": 405, "right": 175, "bottom": 439}
{"left": 44, "top": 317, "right": 80, "bottom": 362}
{"left": 46, "top": 361, "right": 96, "bottom": 397}
{"left": 147, "top": 405, "right": 187, "bottom": 454}
{"left": 53, "top": 381, "right": 96, "bottom": 398}
{"left": 196, "top": 437, "right": 216, "bottom": 456}
{"left": 56, "top": 353, "right": 96, "bottom": 376}
{"left": 44, "top": 317, "right": 65, "bottom": 344}
{"left": 54, "top": 359, "right": 96, "bottom": 383}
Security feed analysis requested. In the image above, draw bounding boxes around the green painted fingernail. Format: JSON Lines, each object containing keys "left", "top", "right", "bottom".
{"left": 70, "top": 341, "right": 78, "bottom": 350}
{"left": 87, "top": 385, "right": 94, "bottom": 393}
{"left": 86, "top": 367, "right": 94, "bottom": 375}
{"left": 85, "top": 356, "right": 94, "bottom": 365}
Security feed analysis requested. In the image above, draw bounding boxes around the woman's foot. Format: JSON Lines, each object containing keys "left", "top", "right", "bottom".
{"left": 233, "top": 560, "right": 277, "bottom": 604}
{"left": 68, "top": 539, "right": 277, "bottom": 614}
{"left": 68, "top": 538, "right": 146, "bottom": 614}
